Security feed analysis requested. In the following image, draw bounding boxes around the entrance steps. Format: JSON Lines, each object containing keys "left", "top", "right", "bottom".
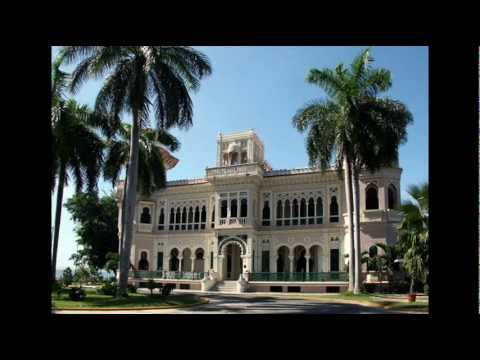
{"left": 213, "top": 281, "right": 238, "bottom": 293}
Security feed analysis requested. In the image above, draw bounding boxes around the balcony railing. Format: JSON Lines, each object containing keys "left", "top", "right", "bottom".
{"left": 218, "top": 217, "right": 248, "bottom": 227}
{"left": 129, "top": 270, "right": 206, "bottom": 280}
{"left": 206, "top": 163, "right": 263, "bottom": 178}
{"left": 248, "top": 272, "right": 348, "bottom": 282}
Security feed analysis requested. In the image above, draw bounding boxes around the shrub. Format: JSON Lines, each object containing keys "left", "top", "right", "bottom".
{"left": 69, "top": 287, "right": 86, "bottom": 301}
{"left": 62, "top": 267, "right": 74, "bottom": 286}
{"left": 341, "top": 290, "right": 354, "bottom": 297}
{"left": 362, "top": 283, "right": 377, "bottom": 294}
{"left": 146, "top": 279, "right": 157, "bottom": 296}
{"left": 98, "top": 281, "right": 118, "bottom": 296}
{"left": 128, "top": 284, "right": 137, "bottom": 294}
{"left": 161, "top": 284, "right": 175, "bottom": 297}
{"left": 423, "top": 283, "right": 429, "bottom": 295}
{"left": 388, "top": 279, "right": 410, "bottom": 294}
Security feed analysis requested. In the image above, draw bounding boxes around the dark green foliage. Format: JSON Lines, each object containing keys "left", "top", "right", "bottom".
{"left": 65, "top": 192, "right": 119, "bottom": 271}
{"left": 68, "top": 287, "right": 87, "bottom": 301}
{"left": 161, "top": 284, "right": 175, "bottom": 297}
{"left": 146, "top": 279, "right": 157, "bottom": 296}
{"left": 62, "top": 267, "right": 74, "bottom": 286}
{"left": 127, "top": 284, "right": 137, "bottom": 293}
{"left": 98, "top": 281, "right": 118, "bottom": 296}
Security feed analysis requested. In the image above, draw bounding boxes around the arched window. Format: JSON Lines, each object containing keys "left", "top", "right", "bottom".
{"left": 300, "top": 198, "right": 307, "bottom": 225}
{"left": 241, "top": 151, "right": 248, "bottom": 164}
{"left": 240, "top": 198, "right": 248, "bottom": 217}
{"left": 329, "top": 196, "right": 339, "bottom": 223}
{"left": 388, "top": 184, "right": 397, "bottom": 210}
{"left": 308, "top": 198, "right": 315, "bottom": 224}
{"left": 169, "top": 208, "right": 175, "bottom": 230}
{"left": 193, "top": 206, "right": 200, "bottom": 230}
{"left": 316, "top": 197, "right": 323, "bottom": 224}
{"left": 170, "top": 248, "right": 179, "bottom": 271}
{"left": 284, "top": 199, "right": 290, "bottom": 226}
{"left": 158, "top": 208, "right": 165, "bottom": 230}
{"left": 292, "top": 199, "right": 299, "bottom": 225}
{"left": 230, "top": 198, "right": 238, "bottom": 218}
{"left": 366, "top": 185, "right": 379, "bottom": 210}
{"left": 175, "top": 207, "right": 181, "bottom": 225}
{"left": 276, "top": 200, "right": 283, "bottom": 226}
{"left": 187, "top": 207, "right": 193, "bottom": 230}
{"left": 262, "top": 201, "right": 270, "bottom": 226}
{"left": 140, "top": 207, "right": 151, "bottom": 224}
{"left": 220, "top": 199, "right": 228, "bottom": 218}
{"left": 181, "top": 207, "right": 187, "bottom": 230}
{"left": 200, "top": 206, "right": 206, "bottom": 229}
{"left": 231, "top": 152, "right": 239, "bottom": 165}
{"left": 211, "top": 205, "right": 215, "bottom": 228}
{"left": 138, "top": 251, "right": 149, "bottom": 270}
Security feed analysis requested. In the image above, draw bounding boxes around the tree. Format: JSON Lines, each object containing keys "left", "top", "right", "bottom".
{"left": 51, "top": 54, "right": 107, "bottom": 283}
{"left": 398, "top": 182, "right": 429, "bottom": 295}
{"left": 64, "top": 192, "right": 119, "bottom": 271}
{"left": 60, "top": 46, "right": 212, "bottom": 296}
{"left": 104, "top": 123, "right": 180, "bottom": 258}
{"left": 105, "top": 252, "right": 120, "bottom": 277}
{"left": 293, "top": 48, "right": 413, "bottom": 294}
{"left": 62, "top": 267, "right": 74, "bottom": 286}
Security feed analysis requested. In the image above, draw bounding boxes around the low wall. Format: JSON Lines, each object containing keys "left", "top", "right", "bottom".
{"left": 247, "top": 282, "right": 348, "bottom": 293}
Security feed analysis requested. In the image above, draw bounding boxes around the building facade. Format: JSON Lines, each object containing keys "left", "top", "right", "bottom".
{"left": 118, "top": 130, "right": 402, "bottom": 293}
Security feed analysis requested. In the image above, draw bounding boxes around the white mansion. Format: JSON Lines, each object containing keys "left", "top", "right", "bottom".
{"left": 117, "top": 130, "right": 402, "bottom": 293}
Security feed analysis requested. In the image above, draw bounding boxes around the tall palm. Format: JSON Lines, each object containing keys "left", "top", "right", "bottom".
{"left": 60, "top": 46, "right": 211, "bottom": 296}
{"left": 398, "top": 183, "right": 429, "bottom": 294}
{"left": 51, "top": 56, "right": 105, "bottom": 282}
{"left": 292, "top": 98, "right": 356, "bottom": 291}
{"left": 104, "top": 123, "right": 180, "bottom": 257}
{"left": 293, "top": 48, "right": 412, "bottom": 294}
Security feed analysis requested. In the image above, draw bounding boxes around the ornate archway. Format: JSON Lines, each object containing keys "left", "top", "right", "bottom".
{"left": 217, "top": 236, "right": 248, "bottom": 280}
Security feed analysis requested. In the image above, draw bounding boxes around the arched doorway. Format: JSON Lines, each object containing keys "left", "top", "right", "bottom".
{"left": 194, "top": 248, "right": 205, "bottom": 273}
{"left": 181, "top": 248, "right": 192, "bottom": 272}
{"left": 294, "top": 245, "right": 307, "bottom": 273}
{"left": 169, "top": 248, "right": 179, "bottom": 271}
{"left": 277, "top": 246, "right": 290, "bottom": 273}
{"left": 224, "top": 243, "right": 243, "bottom": 280}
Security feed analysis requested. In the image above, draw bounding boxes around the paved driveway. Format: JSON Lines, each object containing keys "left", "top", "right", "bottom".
{"left": 54, "top": 293, "right": 394, "bottom": 314}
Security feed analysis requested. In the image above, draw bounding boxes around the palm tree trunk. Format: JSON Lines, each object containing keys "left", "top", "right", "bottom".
{"left": 117, "top": 115, "right": 140, "bottom": 296}
{"left": 352, "top": 169, "right": 362, "bottom": 294}
{"left": 52, "top": 162, "right": 66, "bottom": 283}
{"left": 409, "top": 276, "right": 415, "bottom": 294}
{"left": 343, "top": 156, "right": 355, "bottom": 292}
{"left": 117, "top": 164, "right": 129, "bottom": 281}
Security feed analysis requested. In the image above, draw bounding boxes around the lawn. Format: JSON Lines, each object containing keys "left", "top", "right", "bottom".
{"left": 52, "top": 291, "right": 206, "bottom": 310}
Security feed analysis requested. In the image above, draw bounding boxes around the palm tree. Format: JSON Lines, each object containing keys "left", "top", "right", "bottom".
{"left": 104, "top": 123, "right": 180, "bottom": 257}
{"left": 292, "top": 98, "right": 356, "bottom": 291}
{"left": 60, "top": 46, "right": 212, "bottom": 296}
{"left": 294, "top": 48, "right": 413, "bottom": 294}
{"left": 51, "top": 56, "right": 106, "bottom": 283}
{"left": 398, "top": 183, "right": 429, "bottom": 296}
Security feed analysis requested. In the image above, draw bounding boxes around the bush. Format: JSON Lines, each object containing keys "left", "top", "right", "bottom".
{"left": 388, "top": 280, "right": 410, "bottom": 294}
{"left": 128, "top": 284, "right": 137, "bottom": 294}
{"left": 161, "top": 284, "right": 175, "bottom": 297}
{"left": 68, "top": 287, "right": 87, "bottom": 301}
{"left": 423, "top": 283, "right": 429, "bottom": 295}
{"left": 147, "top": 279, "right": 157, "bottom": 296}
{"left": 97, "top": 281, "right": 118, "bottom": 296}
{"left": 62, "top": 267, "right": 74, "bottom": 286}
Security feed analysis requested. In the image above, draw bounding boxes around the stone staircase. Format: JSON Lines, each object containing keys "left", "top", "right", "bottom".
{"left": 213, "top": 280, "right": 238, "bottom": 293}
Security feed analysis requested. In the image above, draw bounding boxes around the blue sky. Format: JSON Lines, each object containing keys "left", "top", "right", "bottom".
{"left": 51, "top": 46, "right": 428, "bottom": 270}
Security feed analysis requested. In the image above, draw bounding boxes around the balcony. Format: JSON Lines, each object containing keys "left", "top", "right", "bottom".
{"left": 218, "top": 217, "right": 248, "bottom": 228}
{"left": 206, "top": 163, "right": 264, "bottom": 179}
{"left": 129, "top": 270, "right": 206, "bottom": 280}
{"left": 361, "top": 209, "right": 403, "bottom": 223}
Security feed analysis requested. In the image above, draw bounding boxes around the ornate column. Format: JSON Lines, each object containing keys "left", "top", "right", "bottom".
{"left": 217, "top": 254, "right": 224, "bottom": 280}
{"left": 178, "top": 256, "right": 183, "bottom": 272}
{"left": 191, "top": 256, "right": 196, "bottom": 272}
{"left": 288, "top": 255, "right": 294, "bottom": 273}
{"left": 305, "top": 255, "right": 310, "bottom": 273}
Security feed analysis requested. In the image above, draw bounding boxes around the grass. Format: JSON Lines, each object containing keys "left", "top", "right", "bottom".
{"left": 52, "top": 291, "right": 206, "bottom": 310}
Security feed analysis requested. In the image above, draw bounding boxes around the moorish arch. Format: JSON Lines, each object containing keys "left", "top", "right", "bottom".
{"left": 218, "top": 236, "right": 247, "bottom": 256}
